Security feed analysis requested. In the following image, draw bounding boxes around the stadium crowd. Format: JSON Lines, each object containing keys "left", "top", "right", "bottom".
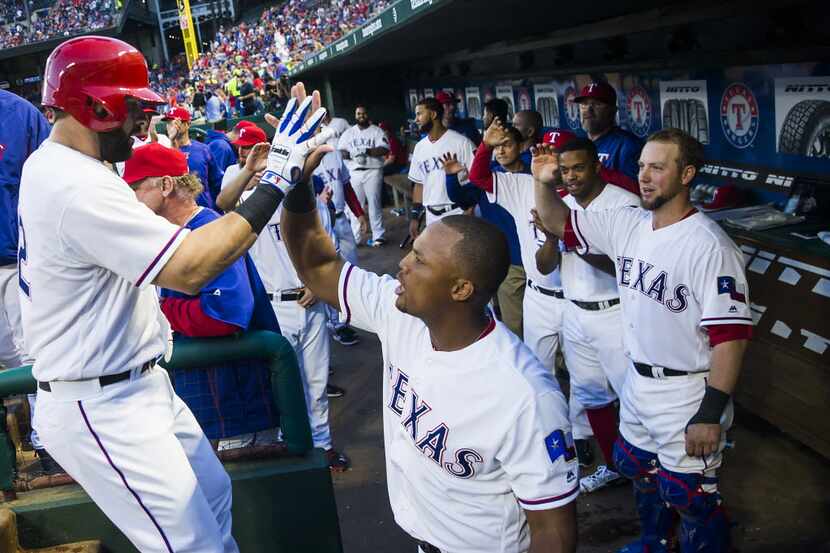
{"left": 0, "top": 0, "right": 119, "bottom": 49}
{"left": 148, "top": 0, "right": 390, "bottom": 121}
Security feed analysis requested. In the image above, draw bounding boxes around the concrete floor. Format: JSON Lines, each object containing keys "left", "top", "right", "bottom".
{"left": 326, "top": 211, "right": 830, "bottom": 553}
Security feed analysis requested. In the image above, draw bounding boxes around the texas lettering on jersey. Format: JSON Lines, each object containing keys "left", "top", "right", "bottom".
{"left": 414, "top": 156, "right": 445, "bottom": 178}
{"left": 616, "top": 256, "right": 690, "bottom": 313}
{"left": 387, "top": 364, "right": 483, "bottom": 479}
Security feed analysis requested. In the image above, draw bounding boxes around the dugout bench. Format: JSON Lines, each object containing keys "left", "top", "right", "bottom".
{"left": 0, "top": 331, "right": 343, "bottom": 553}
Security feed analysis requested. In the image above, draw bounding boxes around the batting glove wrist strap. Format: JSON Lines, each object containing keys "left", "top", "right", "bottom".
{"left": 234, "top": 182, "right": 285, "bottom": 234}
{"left": 686, "top": 385, "right": 730, "bottom": 428}
{"left": 410, "top": 203, "right": 425, "bottom": 221}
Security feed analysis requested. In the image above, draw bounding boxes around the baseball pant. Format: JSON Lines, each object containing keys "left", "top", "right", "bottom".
{"left": 0, "top": 265, "right": 40, "bottom": 448}
{"left": 271, "top": 298, "right": 332, "bottom": 450}
{"left": 496, "top": 264, "right": 525, "bottom": 339}
{"left": 349, "top": 168, "right": 385, "bottom": 241}
{"left": 561, "top": 302, "right": 628, "bottom": 409}
{"left": 522, "top": 285, "right": 566, "bottom": 374}
{"left": 569, "top": 396, "right": 593, "bottom": 441}
{"left": 619, "top": 365, "right": 733, "bottom": 474}
{"left": 34, "top": 368, "right": 238, "bottom": 553}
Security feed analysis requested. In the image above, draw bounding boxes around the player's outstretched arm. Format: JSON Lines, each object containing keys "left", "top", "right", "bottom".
{"left": 525, "top": 503, "right": 577, "bottom": 553}
{"left": 280, "top": 179, "right": 344, "bottom": 310}
{"left": 155, "top": 83, "right": 332, "bottom": 295}
{"left": 532, "top": 143, "right": 570, "bottom": 238}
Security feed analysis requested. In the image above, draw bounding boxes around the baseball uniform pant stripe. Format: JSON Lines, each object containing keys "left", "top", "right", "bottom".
{"left": 78, "top": 400, "right": 174, "bottom": 553}
{"left": 340, "top": 263, "right": 356, "bottom": 325}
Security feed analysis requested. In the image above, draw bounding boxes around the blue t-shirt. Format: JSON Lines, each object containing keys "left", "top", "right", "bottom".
{"left": 593, "top": 127, "right": 643, "bottom": 181}
{"left": 179, "top": 141, "right": 224, "bottom": 209}
{"left": 159, "top": 208, "right": 253, "bottom": 328}
{"left": 0, "top": 90, "right": 50, "bottom": 265}
{"left": 445, "top": 164, "right": 525, "bottom": 267}
{"left": 206, "top": 130, "right": 237, "bottom": 173}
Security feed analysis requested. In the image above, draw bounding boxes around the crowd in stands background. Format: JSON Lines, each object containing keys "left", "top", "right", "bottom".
{"left": 0, "top": 0, "right": 118, "bottom": 49}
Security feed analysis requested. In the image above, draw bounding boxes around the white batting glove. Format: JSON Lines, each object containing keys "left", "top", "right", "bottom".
{"left": 260, "top": 96, "right": 336, "bottom": 192}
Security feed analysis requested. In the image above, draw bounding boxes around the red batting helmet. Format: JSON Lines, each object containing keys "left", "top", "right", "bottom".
{"left": 42, "top": 36, "right": 164, "bottom": 132}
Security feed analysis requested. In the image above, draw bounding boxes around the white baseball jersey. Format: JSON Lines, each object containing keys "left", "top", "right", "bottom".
{"left": 338, "top": 263, "right": 578, "bottom": 552}
{"left": 487, "top": 171, "right": 561, "bottom": 289}
{"left": 324, "top": 117, "right": 350, "bottom": 146}
{"left": 313, "top": 150, "right": 351, "bottom": 213}
{"left": 337, "top": 124, "right": 388, "bottom": 170}
{"left": 561, "top": 184, "right": 639, "bottom": 301}
{"left": 18, "top": 140, "right": 189, "bottom": 382}
{"left": 240, "top": 190, "right": 334, "bottom": 293}
{"left": 565, "top": 208, "right": 752, "bottom": 372}
{"left": 409, "top": 129, "right": 475, "bottom": 207}
{"left": 221, "top": 162, "right": 245, "bottom": 189}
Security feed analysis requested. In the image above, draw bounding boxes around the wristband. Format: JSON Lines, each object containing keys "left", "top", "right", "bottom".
{"left": 234, "top": 182, "right": 285, "bottom": 234}
{"left": 410, "top": 202, "right": 425, "bottom": 221}
{"left": 686, "top": 385, "right": 730, "bottom": 428}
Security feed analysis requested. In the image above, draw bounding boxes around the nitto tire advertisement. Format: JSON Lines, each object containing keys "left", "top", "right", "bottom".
{"left": 465, "top": 86, "right": 481, "bottom": 120}
{"left": 496, "top": 85, "right": 515, "bottom": 118}
{"left": 533, "top": 83, "right": 560, "bottom": 127}
{"left": 660, "top": 80, "right": 710, "bottom": 144}
{"left": 775, "top": 77, "right": 830, "bottom": 158}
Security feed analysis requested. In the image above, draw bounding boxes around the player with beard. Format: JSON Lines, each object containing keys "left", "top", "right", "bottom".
{"left": 20, "top": 36, "right": 333, "bottom": 551}
{"left": 532, "top": 128, "right": 751, "bottom": 553}
{"left": 337, "top": 105, "right": 389, "bottom": 246}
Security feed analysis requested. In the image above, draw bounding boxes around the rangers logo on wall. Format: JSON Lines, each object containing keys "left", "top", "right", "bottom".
{"left": 564, "top": 86, "right": 580, "bottom": 130}
{"left": 625, "top": 86, "right": 652, "bottom": 138}
{"left": 720, "top": 83, "right": 759, "bottom": 149}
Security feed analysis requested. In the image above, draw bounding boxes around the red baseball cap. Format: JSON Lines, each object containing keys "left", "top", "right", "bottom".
{"left": 434, "top": 90, "right": 459, "bottom": 104}
{"left": 123, "top": 143, "right": 188, "bottom": 185}
{"left": 234, "top": 120, "right": 256, "bottom": 131}
{"left": 231, "top": 125, "right": 267, "bottom": 147}
{"left": 574, "top": 82, "right": 617, "bottom": 105}
{"left": 542, "top": 129, "right": 578, "bottom": 150}
{"left": 162, "top": 106, "right": 191, "bottom": 122}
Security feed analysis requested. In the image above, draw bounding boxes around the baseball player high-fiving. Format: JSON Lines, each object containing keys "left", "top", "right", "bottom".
{"left": 533, "top": 128, "right": 752, "bottom": 553}
{"left": 20, "top": 36, "right": 331, "bottom": 553}
{"left": 278, "top": 139, "right": 578, "bottom": 551}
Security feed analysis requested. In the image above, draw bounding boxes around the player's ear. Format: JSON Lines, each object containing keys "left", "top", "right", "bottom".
{"left": 680, "top": 165, "right": 697, "bottom": 187}
{"left": 450, "top": 278, "right": 475, "bottom": 303}
{"left": 160, "top": 176, "right": 175, "bottom": 197}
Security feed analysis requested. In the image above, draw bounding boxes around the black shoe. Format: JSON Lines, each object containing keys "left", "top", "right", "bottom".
{"left": 36, "top": 448, "right": 66, "bottom": 476}
{"left": 332, "top": 326, "right": 359, "bottom": 346}
{"left": 326, "top": 384, "right": 345, "bottom": 398}
{"left": 575, "top": 439, "right": 594, "bottom": 468}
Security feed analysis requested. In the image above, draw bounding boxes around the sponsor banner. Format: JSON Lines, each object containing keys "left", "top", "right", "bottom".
{"left": 516, "top": 86, "right": 533, "bottom": 112}
{"left": 465, "top": 86, "right": 482, "bottom": 120}
{"left": 408, "top": 89, "right": 419, "bottom": 116}
{"left": 533, "top": 83, "right": 560, "bottom": 128}
{"left": 453, "top": 88, "right": 466, "bottom": 117}
{"left": 720, "top": 82, "right": 760, "bottom": 149}
{"left": 698, "top": 160, "right": 804, "bottom": 191}
{"left": 659, "top": 80, "right": 710, "bottom": 144}
{"left": 563, "top": 85, "right": 580, "bottom": 130}
{"left": 496, "top": 85, "right": 515, "bottom": 118}
{"left": 625, "top": 85, "right": 653, "bottom": 138}
{"left": 423, "top": 88, "right": 434, "bottom": 99}
{"left": 774, "top": 77, "right": 830, "bottom": 158}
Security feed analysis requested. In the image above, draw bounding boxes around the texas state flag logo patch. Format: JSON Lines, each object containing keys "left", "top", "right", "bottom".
{"left": 545, "top": 429, "right": 576, "bottom": 463}
{"left": 717, "top": 276, "right": 746, "bottom": 303}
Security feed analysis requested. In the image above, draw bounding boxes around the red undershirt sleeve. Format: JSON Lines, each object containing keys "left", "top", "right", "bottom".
{"left": 161, "top": 297, "right": 242, "bottom": 337}
{"left": 343, "top": 181, "right": 365, "bottom": 217}
{"left": 468, "top": 143, "right": 494, "bottom": 193}
{"left": 706, "top": 323, "right": 753, "bottom": 346}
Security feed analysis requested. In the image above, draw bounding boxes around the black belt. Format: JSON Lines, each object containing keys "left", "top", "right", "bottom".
{"left": 633, "top": 361, "right": 692, "bottom": 378}
{"left": 352, "top": 167, "right": 379, "bottom": 171}
{"left": 526, "top": 279, "right": 564, "bottom": 299}
{"left": 267, "top": 289, "right": 303, "bottom": 302}
{"left": 334, "top": 210, "right": 346, "bottom": 219}
{"left": 415, "top": 539, "right": 441, "bottom": 553}
{"left": 39, "top": 359, "right": 156, "bottom": 392}
{"left": 570, "top": 297, "right": 620, "bottom": 311}
{"left": 426, "top": 204, "right": 459, "bottom": 216}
